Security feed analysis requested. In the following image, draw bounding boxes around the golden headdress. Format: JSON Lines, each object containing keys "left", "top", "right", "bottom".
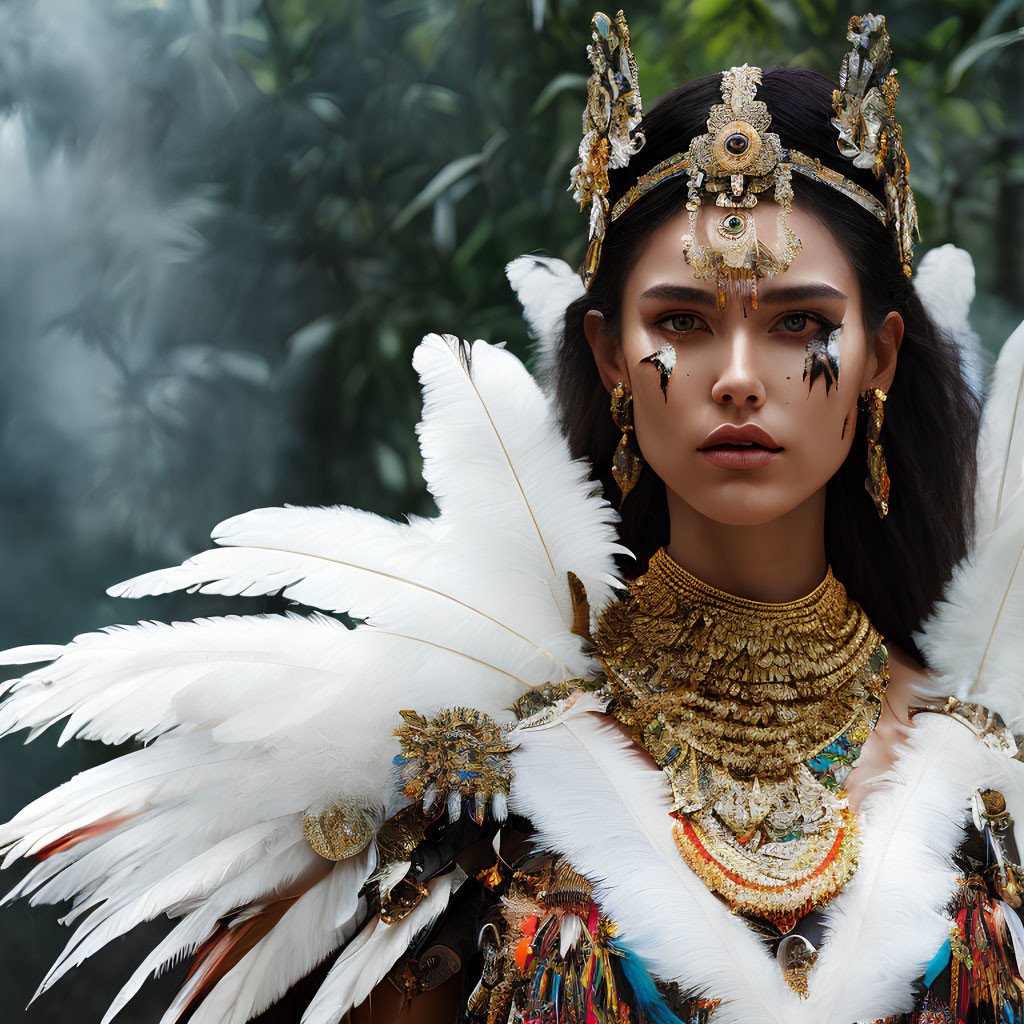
{"left": 569, "top": 11, "right": 920, "bottom": 303}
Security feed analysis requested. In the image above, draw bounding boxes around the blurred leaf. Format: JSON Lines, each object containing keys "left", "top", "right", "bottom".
{"left": 947, "top": 27, "right": 1024, "bottom": 89}
{"left": 925, "top": 16, "right": 960, "bottom": 51}
{"left": 529, "top": 71, "right": 587, "bottom": 117}
{"left": 393, "top": 152, "right": 486, "bottom": 229}
{"left": 941, "top": 97, "right": 986, "bottom": 138}
{"left": 978, "top": 0, "right": 1024, "bottom": 39}
{"left": 287, "top": 315, "right": 337, "bottom": 362}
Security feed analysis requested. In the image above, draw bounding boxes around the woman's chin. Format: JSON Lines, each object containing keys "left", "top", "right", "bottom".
{"left": 673, "top": 487, "right": 822, "bottom": 528}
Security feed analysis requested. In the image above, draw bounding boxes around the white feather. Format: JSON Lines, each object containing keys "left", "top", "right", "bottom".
{"left": 40, "top": 834, "right": 318, "bottom": 999}
{"left": 0, "top": 644, "right": 64, "bottom": 665}
{"left": 40, "top": 819, "right": 308, "bottom": 991}
{"left": 0, "top": 613, "right": 353, "bottom": 744}
{"left": 916, "top": 319, "right": 1024, "bottom": 720}
{"left": 914, "top": 244, "right": 984, "bottom": 398}
{"left": 974, "top": 319, "right": 1024, "bottom": 538}
{"left": 559, "top": 912, "right": 582, "bottom": 957}
{"left": 300, "top": 871, "right": 459, "bottom": 1024}
{"left": 1001, "top": 899, "right": 1024, "bottom": 974}
{"left": 505, "top": 255, "right": 585, "bottom": 386}
{"left": 173, "top": 854, "right": 372, "bottom": 1024}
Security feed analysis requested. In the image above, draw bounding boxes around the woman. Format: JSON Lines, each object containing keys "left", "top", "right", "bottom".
{"left": 2, "top": 10, "right": 1023, "bottom": 1024}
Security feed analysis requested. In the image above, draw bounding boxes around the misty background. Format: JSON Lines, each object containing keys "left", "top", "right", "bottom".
{"left": 0, "top": 0, "right": 1021, "bottom": 1020}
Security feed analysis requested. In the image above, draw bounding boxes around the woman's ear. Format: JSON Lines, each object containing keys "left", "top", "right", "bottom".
{"left": 865, "top": 311, "right": 903, "bottom": 393}
{"left": 584, "top": 310, "right": 629, "bottom": 393}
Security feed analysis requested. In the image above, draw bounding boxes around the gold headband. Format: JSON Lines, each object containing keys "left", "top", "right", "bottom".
{"left": 611, "top": 150, "right": 888, "bottom": 226}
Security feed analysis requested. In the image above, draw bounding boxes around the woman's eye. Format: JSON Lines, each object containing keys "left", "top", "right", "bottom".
{"left": 661, "top": 313, "right": 706, "bottom": 333}
{"left": 779, "top": 313, "right": 811, "bottom": 333}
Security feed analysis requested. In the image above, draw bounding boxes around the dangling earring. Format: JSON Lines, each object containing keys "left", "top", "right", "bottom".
{"left": 860, "top": 387, "right": 890, "bottom": 519}
{"left": 610, "top": 382, "right": 644, "bottom": 507}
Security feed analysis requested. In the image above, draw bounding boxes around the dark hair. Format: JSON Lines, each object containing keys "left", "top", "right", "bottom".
{"left": 553, "top": 66, "right": 980, "bottom": 658}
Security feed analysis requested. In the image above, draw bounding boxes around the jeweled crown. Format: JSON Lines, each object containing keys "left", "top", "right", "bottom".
{"left": 569, "top": 10, "right": 919, "bottom": 295}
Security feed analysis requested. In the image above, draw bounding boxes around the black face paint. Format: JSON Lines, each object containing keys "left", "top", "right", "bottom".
{"left": 803, "top": 319, "right": 843, "bottom": 396}
{"left": 640, "top": 342, "right": 677, "bottom": 401}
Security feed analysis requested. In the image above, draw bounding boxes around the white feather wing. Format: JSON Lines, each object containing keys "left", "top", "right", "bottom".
{"left": 0, "top": 333, "right": 622, "bottom": 1023}
{"left": 110, "top": 335, "right": 622, "bottom": 666}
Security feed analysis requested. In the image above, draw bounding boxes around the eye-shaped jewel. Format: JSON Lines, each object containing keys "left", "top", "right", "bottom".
{"left": 725, "top": 133, "right": 749, "bottom": 155}
{"left": 718, "top": 212, "right": 748, "bottom": 238}
{"left": 713, "top": 120, "right": 762, "bottom": 172}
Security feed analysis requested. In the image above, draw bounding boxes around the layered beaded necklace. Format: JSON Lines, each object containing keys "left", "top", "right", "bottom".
{"left": 595, "top": 548, "right": 888, "bottom": 935}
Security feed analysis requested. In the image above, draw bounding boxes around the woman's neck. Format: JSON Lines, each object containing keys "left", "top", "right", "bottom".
{"left": 664, "top": 488, "right": 828, "bottom": 603}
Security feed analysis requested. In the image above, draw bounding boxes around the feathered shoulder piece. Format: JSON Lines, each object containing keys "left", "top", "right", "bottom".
{"left": 0, "top": 334, "right": 624, "bottom": 1023}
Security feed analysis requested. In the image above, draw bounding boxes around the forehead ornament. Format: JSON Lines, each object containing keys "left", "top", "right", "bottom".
{"left": 681, "top": 65, "right": 800, "bottom": 312}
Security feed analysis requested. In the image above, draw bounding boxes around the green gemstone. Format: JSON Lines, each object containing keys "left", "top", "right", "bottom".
{"left": 593, "top": 12, "right": 611, "bottom": 38}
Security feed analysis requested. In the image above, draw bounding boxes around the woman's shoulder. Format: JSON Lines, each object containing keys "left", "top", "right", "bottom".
{"left": 885, "top": 641, "right": 933, "bottom": 721}
{"left": 872, "top": 640, "right": 1021, "bottom": 766}
{"left": 887, "top": 640, "right": 1020, "bottom": 759}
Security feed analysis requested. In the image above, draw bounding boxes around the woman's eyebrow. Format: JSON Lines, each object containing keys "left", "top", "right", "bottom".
{"left": 758, "top": 283, "right": 848, "bottom": 304}
{"left": 639, "top": 284, "right": 718, "bottom": 307}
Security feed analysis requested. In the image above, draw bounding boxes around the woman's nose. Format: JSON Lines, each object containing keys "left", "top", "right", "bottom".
{"left": 710, "top": 334, "right": 767, "bottom": 408}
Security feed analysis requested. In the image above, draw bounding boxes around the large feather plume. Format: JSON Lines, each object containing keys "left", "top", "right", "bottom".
{"left": 916, "top": 318, "right": 1024, "bottom": 722}
{"left": 0, "top": 334, "right": 622, "bottom": 1021}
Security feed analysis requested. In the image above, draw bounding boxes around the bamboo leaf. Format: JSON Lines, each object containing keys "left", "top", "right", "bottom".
{"left": 947, "top": 27, "right": 1024, "bottom": 89}
{"left": 392, "top": 153, "right": 486, "bottom": 230}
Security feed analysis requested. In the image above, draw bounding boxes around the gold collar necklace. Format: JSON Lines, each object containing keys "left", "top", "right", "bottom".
{"left": 595, "top": 548, "right": 888, "bottom": 949}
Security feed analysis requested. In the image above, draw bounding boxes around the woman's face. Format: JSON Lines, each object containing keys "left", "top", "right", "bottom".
{"left": 587, "top": 201, "right": 901, "bottom": 527}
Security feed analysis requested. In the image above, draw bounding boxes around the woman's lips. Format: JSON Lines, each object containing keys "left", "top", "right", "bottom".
{"left": 700, "top": 446, "right": 780, "bottom": 469}
{"left": 699, "top": 423, "right": 782, "bottom": 470}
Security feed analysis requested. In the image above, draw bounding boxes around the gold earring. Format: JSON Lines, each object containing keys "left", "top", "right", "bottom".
{"left": 861, "top": 387, "right": 890, "bottom": 519}
{"left": 610, "top": 382, "right": 644, "bottom": 508}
